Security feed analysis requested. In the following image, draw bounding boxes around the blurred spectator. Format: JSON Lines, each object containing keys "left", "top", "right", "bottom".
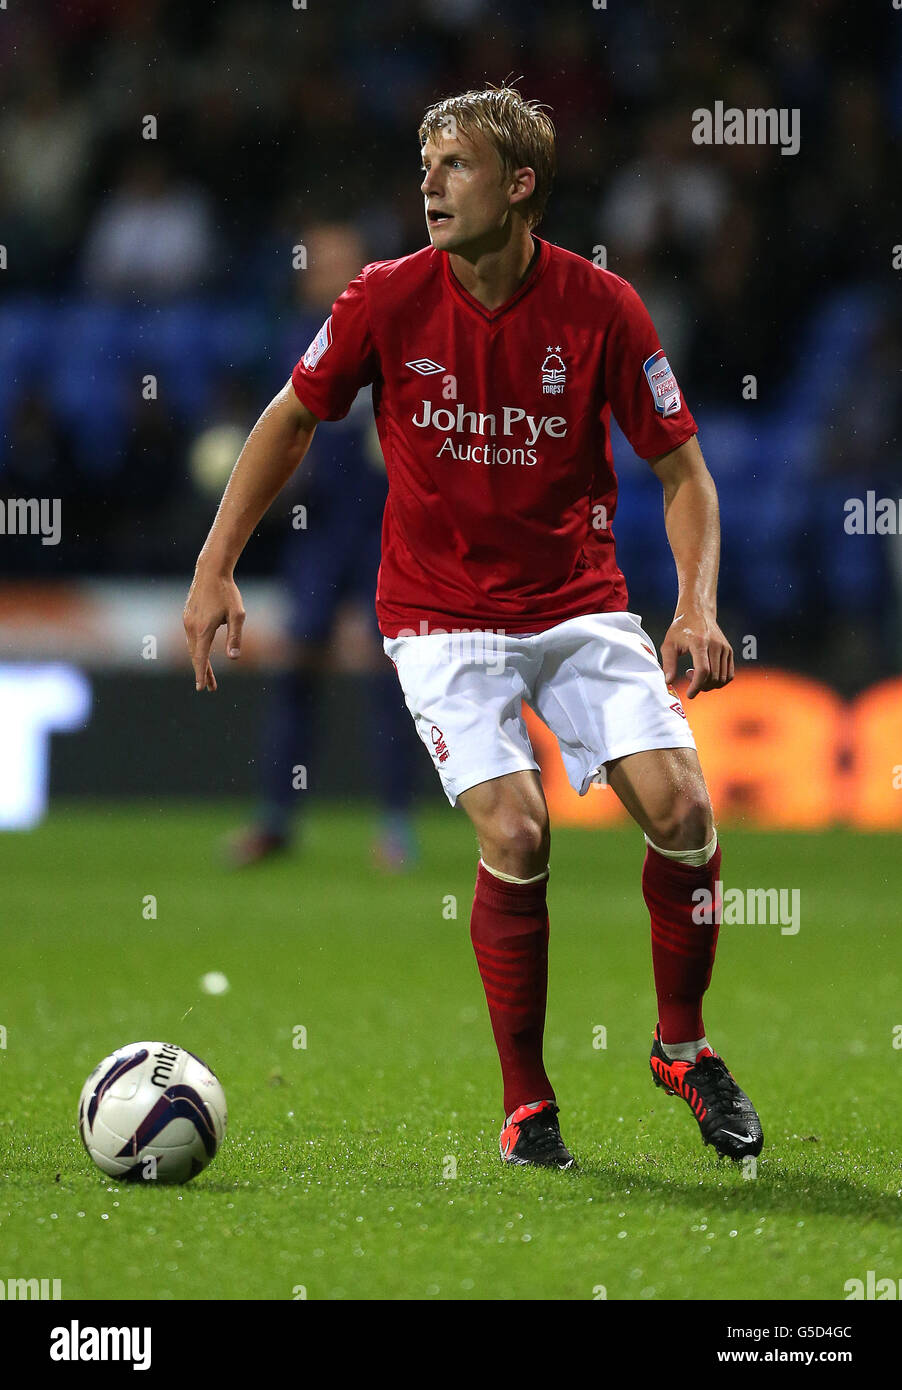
{"left": 685, "top": 200, "right": 774, "bottom": 406}
{"left": 81, "top": 152, "right": 217, "bottom": 298}
{"left": 1, "top": 386, "right": 92, "bottom": 574}
{"left": 226, "top": 221, "right": 420, "bottom": 870}
{"left": 819, "top": 313, "right": 902, "bottom": 483}
{"left": 598, "top": 106, "right": 728, "bottom": 269}
{"left": 3, "top": 387, "right": 76, "bottom": 498}
{"left": 596, "top": 105, "right": 729, "bottom": 364}
{"left": 1, "top": 61, "right": 93, "bottom": 274}
{"left": 105, "top": 383, "right": 190, "bottom": 573}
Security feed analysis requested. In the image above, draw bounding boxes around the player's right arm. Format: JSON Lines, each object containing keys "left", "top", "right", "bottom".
{"left": 183, "top": 381, "right": 319, "bottom": 692}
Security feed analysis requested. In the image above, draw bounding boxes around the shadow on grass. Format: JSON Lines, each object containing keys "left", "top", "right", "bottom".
{"left": 493, "top": 1151, "right": 902, "bottom": 1225}
{"left": 184, "top": 1144, "right": 902, "bottom": 1230}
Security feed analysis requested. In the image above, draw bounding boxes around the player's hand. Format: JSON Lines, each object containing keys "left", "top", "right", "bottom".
{"left": 183, "top": 567, "right": 246, "bottom": 692}
{"left": 660, "top": 608, "right": 734, "bottom": 699}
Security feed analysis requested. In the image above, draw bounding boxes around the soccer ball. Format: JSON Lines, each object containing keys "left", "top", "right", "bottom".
{"left": 78, "top": 1041, "right": 227, "bottom": 1184}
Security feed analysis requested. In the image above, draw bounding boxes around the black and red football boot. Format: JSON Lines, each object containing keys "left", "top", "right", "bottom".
{"left": 649, "top": 1025, "right": 763, "bottom": 1161}
{"left": 499, "top": 1100, "right": 577, "bottom": 1170}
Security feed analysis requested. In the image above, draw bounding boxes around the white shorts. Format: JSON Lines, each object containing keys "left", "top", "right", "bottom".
{"left": 383, "top": 611, "right": 697, "bottom": 807}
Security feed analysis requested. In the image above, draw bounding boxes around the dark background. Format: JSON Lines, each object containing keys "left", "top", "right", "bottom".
{"left": 1, "top": 0, "right": 900, "bottom": 693}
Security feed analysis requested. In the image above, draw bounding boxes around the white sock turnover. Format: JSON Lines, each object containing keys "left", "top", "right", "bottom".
{"left": 644, "top": 829, "right": 718, "bottom": 868}
{"left": 661, "top": 1037, "right": 711, "bottom": 1062}
{"left": 480, "top": 858, "right": 549, "bottom": 885}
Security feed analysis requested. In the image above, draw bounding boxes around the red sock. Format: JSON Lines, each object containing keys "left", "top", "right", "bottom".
{"left": 470, "top": 862, "right": 554, "bottom": 1117}
{"left": 643, "top": 843, "right": 722, "bottom": 1044}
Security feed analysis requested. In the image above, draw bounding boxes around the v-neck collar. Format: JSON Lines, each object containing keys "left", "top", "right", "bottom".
{"left": 441, "top": 235, "right": 549, "bottom": 324}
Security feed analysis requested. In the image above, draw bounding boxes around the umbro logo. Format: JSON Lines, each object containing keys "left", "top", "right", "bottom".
{"left": 405, "top": 358, "right": 445, "bottom": 375}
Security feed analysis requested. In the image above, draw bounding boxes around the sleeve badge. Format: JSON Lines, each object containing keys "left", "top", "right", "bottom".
{"left": 643, "top": 348, "right": 682, "bottom": 417}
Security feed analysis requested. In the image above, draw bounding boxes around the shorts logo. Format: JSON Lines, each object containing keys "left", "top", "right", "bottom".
{"left": 541, "top": 345, "right": 566, "bottom": 395}
{"left": 430, "top": 724, "right": 450, "bottom": 763}
{"left": 303, "top": 316, "right": 333, "bottom": 371}
{"left": 667, "top": 684, "right": 687, "bottom": 719}
{"left": 643, "top": 348, "right": 681, "bottom": 417}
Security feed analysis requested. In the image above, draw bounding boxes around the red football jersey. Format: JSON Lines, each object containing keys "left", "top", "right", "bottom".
{"left": 291, "top": 236, "right": 696, "bottom": 637}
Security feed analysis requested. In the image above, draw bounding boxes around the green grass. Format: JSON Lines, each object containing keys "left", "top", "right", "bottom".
{"left": 1, "top": 803, "right": 900, "bottom": 1300}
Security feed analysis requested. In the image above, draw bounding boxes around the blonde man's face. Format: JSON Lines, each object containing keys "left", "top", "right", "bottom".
{"left": 420, "top": 127, "right": 531, "bottom": 253}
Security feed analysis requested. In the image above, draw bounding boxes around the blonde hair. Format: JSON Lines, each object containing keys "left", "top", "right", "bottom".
{"left": 419, "top": 83, "right": 556, "bottom": 229}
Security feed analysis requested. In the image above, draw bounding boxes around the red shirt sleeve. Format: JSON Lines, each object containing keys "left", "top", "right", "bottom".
{"left": 602, "top": 278, "right": 697, "bottom": 461}
{"left": 291, "top": 270, "right": 378, "bottom": 420}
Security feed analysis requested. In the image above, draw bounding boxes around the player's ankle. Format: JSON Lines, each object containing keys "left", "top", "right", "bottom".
{"left": 661, "top": 1036, "right": 711, "bottom": 1062}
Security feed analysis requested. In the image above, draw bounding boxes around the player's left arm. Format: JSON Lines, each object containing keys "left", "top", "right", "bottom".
{"left": 648, "top": 433, "right": 734, "bottom": 699}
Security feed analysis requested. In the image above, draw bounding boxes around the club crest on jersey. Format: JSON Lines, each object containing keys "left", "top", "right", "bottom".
{"left": 303, "top": 316, "right": 333, "bottom": 371}
{"left": 541, "top": 345, "right": 566, "bottom": 395}
{"left": 643, "top": 349, "right": 681, "bottom": 417}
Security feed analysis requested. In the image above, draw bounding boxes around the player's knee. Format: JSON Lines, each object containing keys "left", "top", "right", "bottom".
{"left": 647, "top": 790, "right": 713, "bottom": 852}
{"left": 482, "top": 811, "right": 550, "bottom": 876}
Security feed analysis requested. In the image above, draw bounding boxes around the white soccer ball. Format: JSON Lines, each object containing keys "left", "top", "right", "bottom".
{"left": 78, "top": 1041, "right": 227, "bottom": 1184}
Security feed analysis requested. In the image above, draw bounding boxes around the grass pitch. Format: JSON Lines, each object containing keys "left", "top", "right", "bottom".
{"left": 1, "top": 803, "right": 899, "bottom": 1301}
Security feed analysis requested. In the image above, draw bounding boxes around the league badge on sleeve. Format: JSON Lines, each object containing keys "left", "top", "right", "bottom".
{"left": 643, "top": 348, "right": 682, "bottom": 417}
{"left": 303, "top": 316, "right": 333, "bottom": 371}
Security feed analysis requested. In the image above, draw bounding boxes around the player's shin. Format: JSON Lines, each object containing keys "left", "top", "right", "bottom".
{"left": 470, "top": 861, "right": 554, "bottom": 1118}
{"left": 642, "top": 835, "right": 721, "bottom": 1052}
